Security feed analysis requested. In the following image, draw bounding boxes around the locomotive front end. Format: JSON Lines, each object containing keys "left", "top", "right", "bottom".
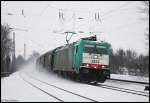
{"left": 79, "top": 40, "right": 112, "bottom": 82}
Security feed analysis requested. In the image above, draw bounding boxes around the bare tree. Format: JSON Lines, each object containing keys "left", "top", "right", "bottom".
{"left": 1, "top": 24, "right": 13, "bottom": 73}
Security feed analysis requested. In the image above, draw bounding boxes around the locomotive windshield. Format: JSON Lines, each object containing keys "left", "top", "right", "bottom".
{"left": 84, "top": 44, "right": 108, "bottom": 54}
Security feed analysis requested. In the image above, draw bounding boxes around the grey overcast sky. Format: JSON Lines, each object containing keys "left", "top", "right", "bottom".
{"left": 1, "top": 1, "right": 149, "bottom": 59}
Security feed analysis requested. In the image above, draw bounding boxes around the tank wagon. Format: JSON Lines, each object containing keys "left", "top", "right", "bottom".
{"left": 36, "top": 36, "right": 112, "bottom": 83}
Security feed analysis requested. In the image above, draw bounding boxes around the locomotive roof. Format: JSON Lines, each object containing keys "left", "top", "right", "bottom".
{"left": 55, "top": 43, "right": 74, "bottom": 52}
{"left": 76, "top": 39, "right": 111, "bottom": 47}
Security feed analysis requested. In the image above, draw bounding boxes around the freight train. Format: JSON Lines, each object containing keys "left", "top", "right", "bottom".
{"left": 36, "top": 35, "right": 112, "bottom": 83}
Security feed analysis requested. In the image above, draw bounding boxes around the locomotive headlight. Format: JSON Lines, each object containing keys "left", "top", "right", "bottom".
{"left": 94, "top": 55, "right": 98, "bottom": 59}
{"left": 86, "top": 64, "right": 89, "bottom": 67}
{"left": 102, "top": 65, "right": 105, "bottom": 68}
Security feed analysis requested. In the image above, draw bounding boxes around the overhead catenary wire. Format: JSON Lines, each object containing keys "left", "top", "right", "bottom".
{"left": 47, "top": 1, "right": 134, "bottom": 19}
{"left": 21, "top": 1, "right": 135, "bottom": 35}
{"left": 5, "top": 2, "right": 139, "bottom": 35}
{"left": 28, "top": 3, "right": 51, "bottom": 30}
{"left": 47, "top": 1, "right": 134, "bottom": 16}
{"left": 4, "top": 1, "right": 135, "bottom": 31}
{"left": 72, "top": 2, "right": 136, "bottom": 35}
{"left": 75, "top": 2, "right": 134, "bottom": 28}
{"left": 102, "top": 1, "right": 134, "bottom": 18}
{"left": 5, "top": 1, "right": 138, "bottom": 35}
{"left": 109, "top": 21, "right": 143, "bottom": 33}
{"left": 47, "top": 3, "right": 92, "bottom": 14}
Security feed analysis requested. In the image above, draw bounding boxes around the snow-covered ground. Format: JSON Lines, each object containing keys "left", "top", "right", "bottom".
{"left": 1, "top": 61, "right": 149, "bottom": 102}
{"left": 111, "top": 74, "right": 149, "bottom": 83}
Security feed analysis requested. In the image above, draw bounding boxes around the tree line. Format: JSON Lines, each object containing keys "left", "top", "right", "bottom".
{"left": 109, "top": 1, "right": 149, "bottom": 77}
{"left": 1, "top": 24, "right": 13, "bottom": 74}
{"left": 109, "top": 48, "right": 149, "bottom": 76}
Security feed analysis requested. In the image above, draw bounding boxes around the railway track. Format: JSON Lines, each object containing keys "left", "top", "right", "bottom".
{"left": 87, "top": 82, "right": 149, "bottom": 97}
{"left": 109, "top": 78, "right": 149, "bottom": 85}
{"left": 20, "top": 73, "right": 64, "bottom": 102}
{"left": 108, "top": 78, "right": 149, "bottom": 91}
{"left": 20, "top": 73, "right": 99, "bottom": 102}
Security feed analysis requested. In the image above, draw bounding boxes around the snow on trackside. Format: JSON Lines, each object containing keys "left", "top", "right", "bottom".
{"left": 1, "top": 71, "right": 60, "bottom": 102}
{"left": 1, "top": 60, "right": 149, "bottom": 102}
{"left": 111, "top": 74, "right": 149, "bottom": 83}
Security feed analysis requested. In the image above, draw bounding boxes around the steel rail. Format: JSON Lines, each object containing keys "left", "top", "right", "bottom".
{"left": 88, "top": 82, "right": 149, "bottom": 97}
{"left": 27, "top": 73, "right": 99, "bottom": 102}
{"left": 109, "top": 78, "right": 149, "bottom": 85}
{"left": 20, "top": 73, "right": 64, "bottom": 102}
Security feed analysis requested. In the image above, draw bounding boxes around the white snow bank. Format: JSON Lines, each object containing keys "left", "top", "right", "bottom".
{"left": 111, "top": 74, "right": 149, "bottom": 83}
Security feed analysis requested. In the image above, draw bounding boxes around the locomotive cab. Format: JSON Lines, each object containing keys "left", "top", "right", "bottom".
{"left": 74, "top": 39, "right": 112, "bottom": 82}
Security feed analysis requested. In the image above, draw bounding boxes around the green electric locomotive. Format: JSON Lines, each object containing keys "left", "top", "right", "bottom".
{"left": 36, "top": 35, "right": 112, "bottom": 83}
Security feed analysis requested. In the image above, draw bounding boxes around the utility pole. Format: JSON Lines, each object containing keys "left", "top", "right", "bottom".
{"left": 13, "top": 32, "right": 15, "bottom": 57}
{"left": 24, "top": 43, "right": 26, "bottom": 60}
{"left": 12, "top": 32, "right": 16, "bottom": 72}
